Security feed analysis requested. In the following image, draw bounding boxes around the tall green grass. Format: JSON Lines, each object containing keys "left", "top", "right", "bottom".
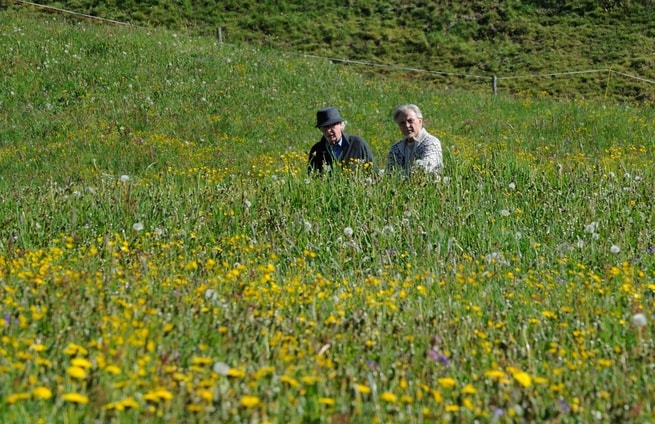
{"left": 1, "top": 8, "right": 655, "bottom": 423}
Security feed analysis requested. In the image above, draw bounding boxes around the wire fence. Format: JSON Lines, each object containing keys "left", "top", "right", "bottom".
{"left": 8, "top": 0, "right": 655, "bottom": 98}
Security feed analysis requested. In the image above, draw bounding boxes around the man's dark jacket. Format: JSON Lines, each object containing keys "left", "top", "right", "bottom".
{"left": 307, "top": 134, "right": 375, "bottom": 174}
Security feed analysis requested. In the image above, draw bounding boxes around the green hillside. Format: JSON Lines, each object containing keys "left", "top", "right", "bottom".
{"left": 13, "top": 0, "right": 655, "bottom": 103}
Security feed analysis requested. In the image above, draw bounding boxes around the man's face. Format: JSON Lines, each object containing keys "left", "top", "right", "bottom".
{"left": 395, "top": 110, "right": 422, "bottom": 141}
{"left": 319, "top": 121, "right": 344, "bottom": 144}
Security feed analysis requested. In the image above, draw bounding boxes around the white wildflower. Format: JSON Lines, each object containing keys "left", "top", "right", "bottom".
{"left": 508, "top": 182, "right": 516, "bottom": 190}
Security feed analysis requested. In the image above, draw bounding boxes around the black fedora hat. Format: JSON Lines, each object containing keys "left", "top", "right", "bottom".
{"left": 316, "top": 107, "right": 345, "bottom": 128}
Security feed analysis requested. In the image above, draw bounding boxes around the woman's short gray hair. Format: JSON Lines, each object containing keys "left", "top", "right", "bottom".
{"left": 392, "top": 104, "right": 423, "bottom": 121}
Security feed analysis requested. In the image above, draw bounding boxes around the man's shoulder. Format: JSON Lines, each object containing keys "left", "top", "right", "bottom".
{"left": 309, "top": 139, "right": 328, "bottom": 152}
{"left": 388, "top": 139, "right": 405, "bottom": 151}
{"left": 343, "top": 133, "right": 366, "bottom": 144}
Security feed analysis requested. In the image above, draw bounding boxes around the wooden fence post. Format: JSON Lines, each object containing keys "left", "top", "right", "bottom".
{"left": 216, "top": 27, "right": 223, "bottom": 44}
{"left": 492, "top": 75, "right": 497, "bottom": 96}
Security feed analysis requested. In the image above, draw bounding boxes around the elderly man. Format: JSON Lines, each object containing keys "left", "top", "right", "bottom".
{"left": 308, "top": 107, "right": 375, "bottom": 174}
{"left": 387, "top": 104, "right": 443, "bottom": 176}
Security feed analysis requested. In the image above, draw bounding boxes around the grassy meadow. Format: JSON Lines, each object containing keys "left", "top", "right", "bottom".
{"left": 2, "top": 7, "right": 655, "bottom": 423}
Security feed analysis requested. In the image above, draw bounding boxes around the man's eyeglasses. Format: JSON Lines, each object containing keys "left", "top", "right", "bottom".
{"left": 395, "top": 118, "right": 420, "bottom": 126}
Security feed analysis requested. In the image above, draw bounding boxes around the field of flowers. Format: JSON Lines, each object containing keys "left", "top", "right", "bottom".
{"left": 1, "top": 7, "right": 655, "bottom": 423}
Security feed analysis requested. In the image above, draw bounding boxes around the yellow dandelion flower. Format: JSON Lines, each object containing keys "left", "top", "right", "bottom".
{"left": 187, "top": 403, "right": 204, "bottom": 412}
{"left": 191, "top": 356, "right": 213, "bottom": 366}
{"left": 354, "top": 384, "right": 371, "bottom": 394}
{"left": 6, "top": 392, "right": 31, "bottom": 404}
{"left": 462, "top": 397, "right": 474, "bottom": 410}
{"left": 401, "top": 395, "right": 413, "bottom": 404}
{"left": 254, "top": 366, "right": 275, "bottom": 379}
{"left": 31, "top": 344, "right": 46, "bottom": 352}
{"left": 143, "top": 393, "right": 160, "bottom": 403}
{"left": 461, "top": 384, "right": 477, "bottom": 394}
{"left": 62, "top": 393, "right": 89, "bottom": 404}
{"left": 143, "top": 389, "right": 173, "bottom": 403}
{"left": 63, "top": 343, "right": 88, "bottom": 356}
{"left": 154, "top": 389, "right": 173, "bottom": 401}
{"left": 281, "top": 375, "right": 300, "bottom": 387}
{"left": 105, "top": 401, "right": 124, "bottom": 411}
{"left": 240, "top": 395, "right": 260, "bottom": 408}
{"left": 227, "top": 368, "right": 246, "bottom": 378}
{"left": 196, "top": 389, "right": 213, "bottom": 402}
{"left": 445, "top": 404, "right": 460, "bottom": 412}
{"left": 318, "top": 397, "right": 336, "bottom": 406}
{"left": 533, "top": 376, "right": 548, "bottom": 385}
{"left": 105, "top": 365, "right": 121, "bottom": 375}
{"left": 67, "top": 366, "right": 87, "bottom": 379}
{"left": 72, "top": 357, "right": 93, "bottom": 369}
{"left": 437, "top": 377, "right": 457, "bottom": 389}
{"left": 513, "top": 372, "right": 532, "bottom": 388}
{"left": 32, "top": 386, "right": 53, "bottom": 400}
{"left": 120, "top": 397, "right": 139, "bottom": 409}
{"left": 301, "top": 376, "right": 320, "bottom": 385}
{"left": 598, "top": 359, "right": 612, "bottom": 367}
{"left": 432, "top": 390, "right": 443, "bottom": 403}
{"left": 380, "top": 392, "right": 397, "bottom": 403}
{"left": 541, "top": 310, "right": 557, "bottom": 319}
{"left": 484, "top": 370, "right": 505, "bottom": 379}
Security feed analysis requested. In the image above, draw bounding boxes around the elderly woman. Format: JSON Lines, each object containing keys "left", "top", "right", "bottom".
{"left": 387, "top": 104, "right": 443, "bottom": 175}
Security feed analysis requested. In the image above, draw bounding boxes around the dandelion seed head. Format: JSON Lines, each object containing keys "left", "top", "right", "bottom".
{"left": 344, "top": 227, "right": 354, "bottom": 237}
{"left": 132, "top": 222, "right": 144, "bottom": 231}
{"left": 204, "top": 289, "right": 217, "bottom": 301}
{"left": 631, "top": 312, "right": 647, "bottom": 327}
{"left": 610, "top": 245, "right": 621, "bottom": 254}
{"left": 500, "top": 209, "right": 511, "bottom": 217}
{"left": 119, "top": 175, "right": 130, "bottom": 182}
{"left": 508, "top": 182, "right": 516, "bottom": 190}
{"left": 213, "top": 361, "right": 230, "bottom": 376}
{"left": 584, "top": 222, "right": 598, "bottom": 233}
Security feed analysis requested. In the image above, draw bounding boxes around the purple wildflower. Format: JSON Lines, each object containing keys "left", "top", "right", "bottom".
{"left": 559, "top": 397, "right": 571, "bottom": 414}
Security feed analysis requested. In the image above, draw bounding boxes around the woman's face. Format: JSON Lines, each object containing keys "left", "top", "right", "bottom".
{"left": 394, "top": 110, "right": 422, "bottom": 141}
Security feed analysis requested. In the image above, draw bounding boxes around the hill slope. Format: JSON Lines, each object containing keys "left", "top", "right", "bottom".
{"left": 9, "top": 0, "right": 655, "bottom": 103}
